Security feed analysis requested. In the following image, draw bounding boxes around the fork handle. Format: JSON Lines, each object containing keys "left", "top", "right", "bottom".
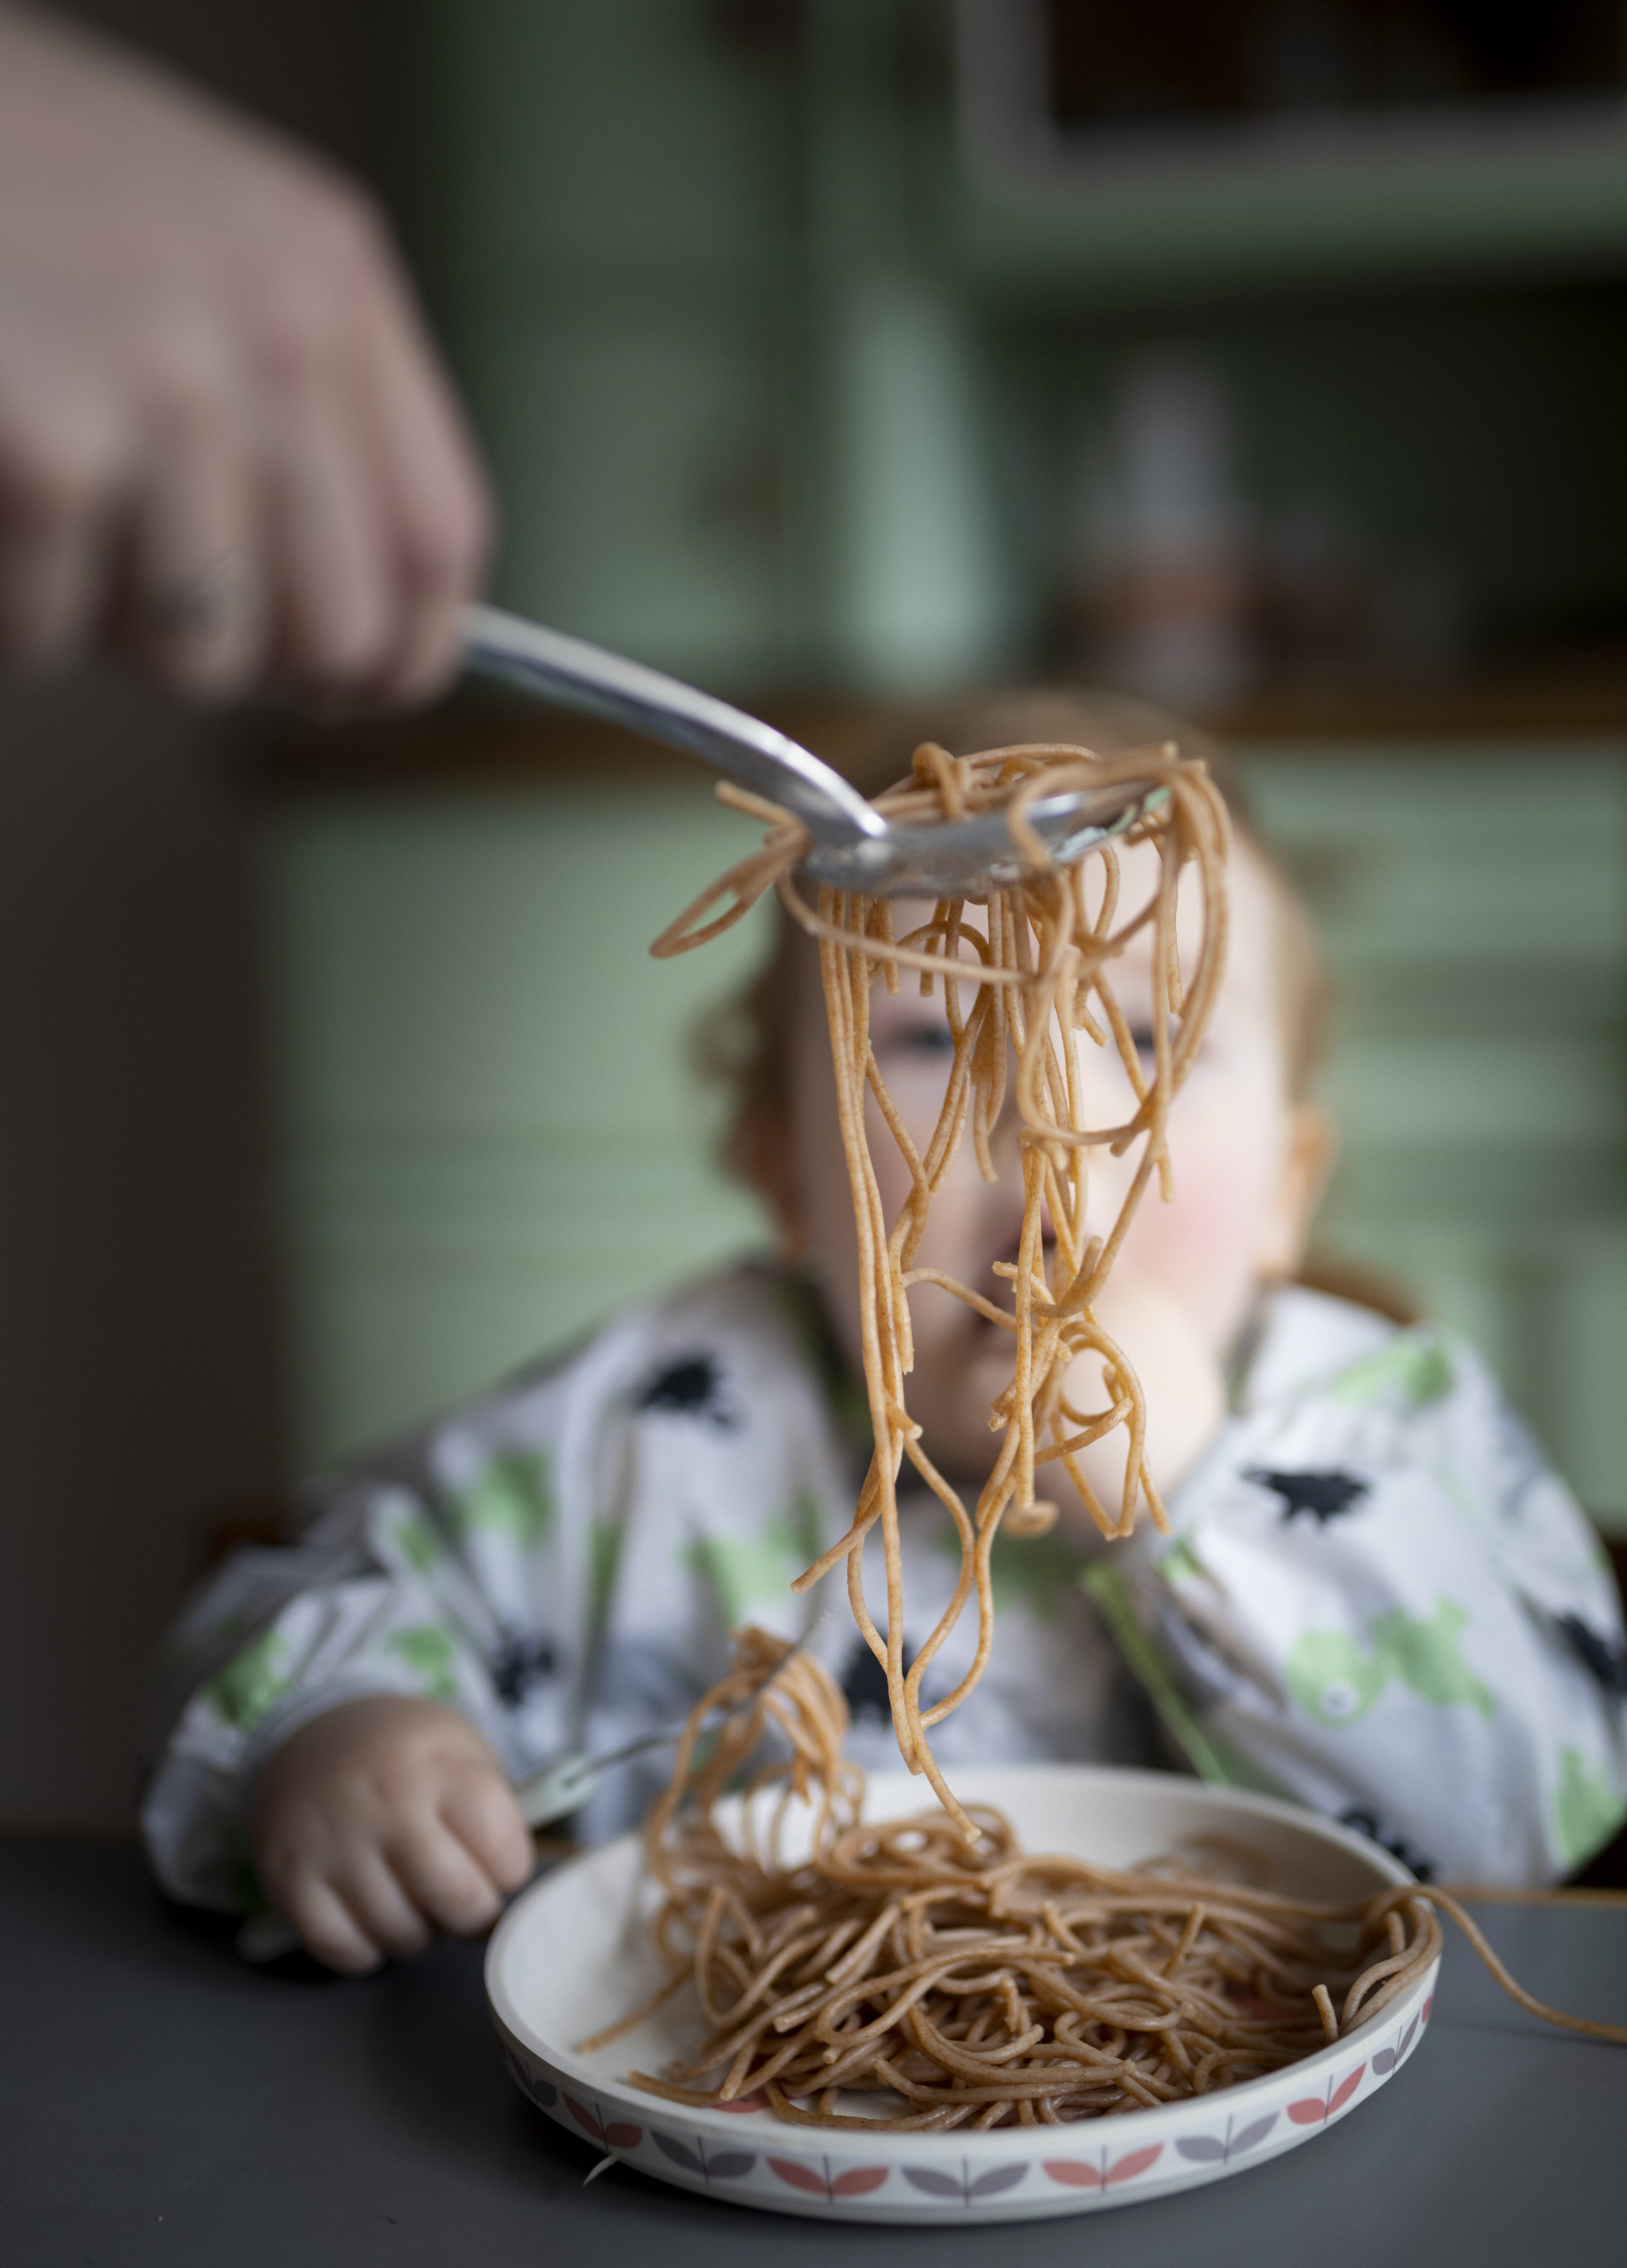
{"left": 462, "top": 604, "right": 882, "bottom": 850}
{"left": 514, "top": 1749, "right": 603, "bottom": 1830}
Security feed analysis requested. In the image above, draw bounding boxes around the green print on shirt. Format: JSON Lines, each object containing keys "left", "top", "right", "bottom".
{"left": 204, "top": 1629, "right": 289, "bottom": 1732}
{"left": 1286, "top": 1597, "right": 1494, "bottom": 1729}
{"left": 450, "top": 1450, "right": 555, "bottom": 1550}
{"left": 929, "top": 1522, "right": 1083, "bottom": 1623}
{"left": 1553, "top": 1747, "right": 1627, "bottom": 1869}
{"left": 394, "top": 1512, "right": 444, "bottom": 1573}
{"left": 686, "top": 1499, "right": 827, "bottom": 1629}
{"left": 1159, "top": 1534, "right": 1206, "bottom": 1588}
{"left": 1329, "top": 1331, "right": 1454, "bottom": 1411}
{"left": 591, "top": 1518, "right": 623, "bottom": 1619}
{"left": 772, "top": 1277, "right": 873, "bottom": 1446}
{"left": 386, "top": 1624, "right": 459, "bottom": 1703}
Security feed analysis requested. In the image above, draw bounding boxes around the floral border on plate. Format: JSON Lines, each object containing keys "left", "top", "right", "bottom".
{"left": 492, "top": 1969, "right": 1435, "bottom": 2224}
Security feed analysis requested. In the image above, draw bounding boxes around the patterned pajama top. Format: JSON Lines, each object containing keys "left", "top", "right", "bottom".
{"left": 142, "top": 1266, "right": 1627, "bottom": 1905}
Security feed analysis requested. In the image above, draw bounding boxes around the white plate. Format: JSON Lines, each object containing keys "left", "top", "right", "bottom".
{"left": 486, "top": 1764, "right": 1437, "bottom": 2224}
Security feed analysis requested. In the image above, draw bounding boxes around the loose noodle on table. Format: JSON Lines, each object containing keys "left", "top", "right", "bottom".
{"left": 653, "top": 741, "right": 1228, "bottom": 1822}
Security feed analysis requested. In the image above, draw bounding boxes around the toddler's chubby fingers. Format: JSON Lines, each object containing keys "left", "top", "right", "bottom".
{"left": 250, "top": 1692, "right": 529, "bottom": 1969}
{"left": 441, "top": 1771, "right": 534, "bottom": 1898}
{"left": 388, "top": 1808, "right": 512, "bottom": 1938}
{"left": 279, "top": 1875, "right": 389, "bottom": 1976}
{"left": 325, "top": 1847, "right": 435, "bottom": 1964}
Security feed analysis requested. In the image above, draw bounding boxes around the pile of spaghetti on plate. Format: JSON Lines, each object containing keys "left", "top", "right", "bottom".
{"left": 584, "top": 1630, "right": 1443, "bottom": 2133}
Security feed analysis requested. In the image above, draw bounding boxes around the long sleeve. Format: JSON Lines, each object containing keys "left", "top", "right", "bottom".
{"left": 139, "top": 1359, "right": 596, "bottom": 1910}
{"left": 1107, "top": 1287, "right": 1627, "bottom": 1885}
{"left": 139, "top": 1266, "right": 855, "bottom": 1910}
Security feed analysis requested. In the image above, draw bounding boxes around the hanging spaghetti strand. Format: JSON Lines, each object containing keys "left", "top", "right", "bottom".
{"left": 654, "top": 741, "right": 1228, "bottom": 1823}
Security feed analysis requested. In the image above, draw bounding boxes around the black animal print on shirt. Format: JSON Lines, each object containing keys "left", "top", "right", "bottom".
{"left": 841, "top": 1636, "right": 913, "bottom": 1725}
{"left": 1247, "top": 1468, "right": 1370, "bottom": 1527}
{"left": 636, "top": 1352, "right": 739, "bottom": 1430}
{"left": 490, "top": 1631, "right": 557, "bottom": 1706}
{"left": 1557, "top": 1614, "right": 1627, "bottom": 1697}
{"left": 1338, "top": 1806, "right": 1437, "bottom": 1883}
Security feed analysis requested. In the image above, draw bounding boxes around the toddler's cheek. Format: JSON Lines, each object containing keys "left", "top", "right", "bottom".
{"left": 1117, "top": 1144, "right": 1280, "bottom": 1351}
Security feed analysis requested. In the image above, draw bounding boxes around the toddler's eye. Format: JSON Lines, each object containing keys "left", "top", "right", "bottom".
{"left": 884, "top": 1020, "right": 956, "bottom": 1059}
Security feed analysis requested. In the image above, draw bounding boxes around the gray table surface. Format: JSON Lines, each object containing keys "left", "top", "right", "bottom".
{"left": 2, "top": 1838, "right": 1624, "bottom": 2268}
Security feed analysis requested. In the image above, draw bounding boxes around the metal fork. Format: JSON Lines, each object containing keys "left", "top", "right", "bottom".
{"left": 463, "top": 606, "right": 1159, "bottom": 897}
{"left": 504, "top": 1613, "right": 827, "bottom": 1830}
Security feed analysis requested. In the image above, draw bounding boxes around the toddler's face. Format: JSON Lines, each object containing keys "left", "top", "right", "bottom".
{"left": 786, "top": 841, "right": 1331, "bottom": 1483}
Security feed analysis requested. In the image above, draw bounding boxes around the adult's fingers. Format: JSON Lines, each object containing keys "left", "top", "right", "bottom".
{"left": 124, "top": 390, "right": 267, "bottom": 699}
{"left": 261, "top": 361, "right": 396, "bottom": 694}
{"left": 0, "top": 363, "right": 125, "bottom": 665}
{"left": 349, "top": 266, "right": 493, "bottom": 704}
{"left": 441, "top": 1773, "right": 534, "bottom": 1899}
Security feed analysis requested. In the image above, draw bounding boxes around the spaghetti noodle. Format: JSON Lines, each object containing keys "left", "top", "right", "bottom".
{"left": 585, "top": 1631, "right": 1627, "bottom": 2131}
{"left": 653, "top": 741, "right": 1228, "bottom": 1822}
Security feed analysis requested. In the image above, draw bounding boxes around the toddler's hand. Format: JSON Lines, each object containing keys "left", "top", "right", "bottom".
{"left": 249, "top": 1695, "right": 533, "bottom": 1974}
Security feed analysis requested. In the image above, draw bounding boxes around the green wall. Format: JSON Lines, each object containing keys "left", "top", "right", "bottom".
{"left": 267, "top": 782, "right": 773, "bottom": 1465}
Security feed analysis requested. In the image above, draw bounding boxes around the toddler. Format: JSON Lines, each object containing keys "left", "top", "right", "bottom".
{"left": 142, "top": 691, "right": 1627, "bottom": 1972}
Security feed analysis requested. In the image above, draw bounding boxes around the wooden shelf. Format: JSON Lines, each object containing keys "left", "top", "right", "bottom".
{"left": 1208, "top": 654, "right": 1627, "bottom": 743}
{"left": 260, "top": 690, "right": 875, "bottom": 793}
{"left": 257, "top": 654, "right": 1627, "bottom": 793}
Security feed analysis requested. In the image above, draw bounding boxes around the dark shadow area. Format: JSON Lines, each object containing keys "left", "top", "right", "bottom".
{"left": 0, "top": 0, "right": 392, "bottom": 1834}
{"left": 0, "top": 674, "right": 287, "bottom": 1827}
{"left": 362, "top": 1932, "right": 591, "bottom": 2195}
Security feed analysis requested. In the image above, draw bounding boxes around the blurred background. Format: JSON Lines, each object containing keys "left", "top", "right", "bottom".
{"left": 7, "top": 0, "right": 1627, "bottom": 1826}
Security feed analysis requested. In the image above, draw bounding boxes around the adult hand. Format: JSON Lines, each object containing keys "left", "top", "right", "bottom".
{"left": 0, "top": 5, "right": 493, "bottom": 703}
{"left": 251, "top": 1694, "right": 533, "bottom": 1973}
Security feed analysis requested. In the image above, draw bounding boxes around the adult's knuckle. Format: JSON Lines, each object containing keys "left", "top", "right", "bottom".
{"left": 277, "top": 172, "right": 392, "bottom": 314}
{"left": 245, "top": 232, "right": 363, "bottom": 390}
{"left": 399, "top": 476, "right": 495, "bottom": 606}
{"left": 0, "top": 418, "right": 111, "bottom": 527}
{"left": 139, "top": 316, "right": 238, "bottom": 433}
{"left": 301, "top": 596, "right": 395, "bottom": 688}
{"left": 418, "top": 486, "right": 492, "bottom": 590}
{"left": 149, "top": 639, "right": 256, "bottom": 705}
{"left": 248, "top": 283, "right": 333, "bottom": 395}
{"left": 300, "top": 621, "right": 389, "bottom": 693}
{"left": 323, "top": 181, "right": 391, "bottom": 274}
